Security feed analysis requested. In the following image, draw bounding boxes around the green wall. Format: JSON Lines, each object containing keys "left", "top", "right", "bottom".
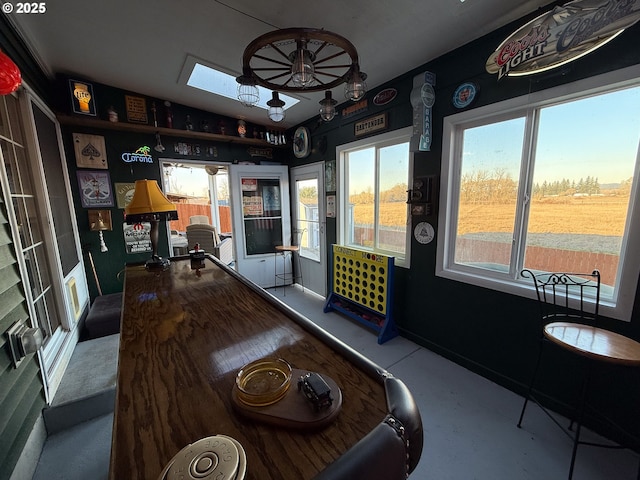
{"left": 55, "top": 79, "right": 288, "bottom": 299}
{"left": 291, "top": 8, "right": 640, "bottom": 448}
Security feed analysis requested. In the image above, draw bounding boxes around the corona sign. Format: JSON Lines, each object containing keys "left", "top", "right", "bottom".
{"left": 122, "top": 146, "right": 153, "bottom": 163}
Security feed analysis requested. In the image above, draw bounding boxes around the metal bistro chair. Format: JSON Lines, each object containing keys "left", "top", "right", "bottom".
{"left": 274, "top": 228, "right": 306, "bottom": 295}
{"left": 517, "top": 269, "right": 640, "bottom": 480}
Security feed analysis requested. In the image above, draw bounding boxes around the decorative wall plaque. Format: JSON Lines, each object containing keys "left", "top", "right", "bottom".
{"left": 354, "top": 113, "right": 388, "bottom": 137}
{"left": 76, "top": 170, "right": 114, "bottom": 208}
{"left": 115, "top": 182, "right": 136, "bottom": 209}
{"left": 73, "top": 133, "right": 108, "bottom": 169}
{"left": 125, "top": 95, "right": 148, "bottom": 123}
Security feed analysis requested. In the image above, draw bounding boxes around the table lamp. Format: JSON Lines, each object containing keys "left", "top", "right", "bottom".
{"left": 125, "top": 179, "right": 178, "bottom": 270}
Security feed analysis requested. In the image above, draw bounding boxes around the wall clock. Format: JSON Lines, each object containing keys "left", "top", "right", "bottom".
{"left": 414, "top": 221, "right": 435, "bottom": 244}
{"left": 293, "top": 126, "right": 311, "bottom": 158}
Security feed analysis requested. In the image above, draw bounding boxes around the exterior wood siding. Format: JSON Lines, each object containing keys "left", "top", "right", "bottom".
{"left": 0, "top": 193, "right": 45, "bottom": 480}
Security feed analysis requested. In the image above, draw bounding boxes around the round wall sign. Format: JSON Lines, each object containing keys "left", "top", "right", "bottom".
{"left": 421, "top": 83, "right": 436, "bottom": 108}
{"left": 293, "top": 126, "right": 311, "bottom": 158}
{"left": 452, "top": 82, "right": 478, "bottom": 109}
{"left": 414, "top": 222, "right": 435, "bottom": 244}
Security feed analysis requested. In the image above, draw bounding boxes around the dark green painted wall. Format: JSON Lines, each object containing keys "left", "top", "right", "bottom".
{"left": 291, "top": 7, "right": 640, "bottom": 448}
{"left": 55, "top": 79, "right": 288, "bottom": 299}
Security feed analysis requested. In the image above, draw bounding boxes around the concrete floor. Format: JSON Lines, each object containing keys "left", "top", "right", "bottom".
{"left": 32, "top": 284, "right": 640, "bottom": 479}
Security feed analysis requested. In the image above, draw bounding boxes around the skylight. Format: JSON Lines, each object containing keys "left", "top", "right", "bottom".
{"left": 187, "top": 62, "right": 299, "bottom": 111}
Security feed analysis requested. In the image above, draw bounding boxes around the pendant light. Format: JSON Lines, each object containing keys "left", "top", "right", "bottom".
{"left": 319, "top": 91, "right": 337, "bottom": 122}
{"left": 267, "top": 92, "right": 285, "bottom": 123}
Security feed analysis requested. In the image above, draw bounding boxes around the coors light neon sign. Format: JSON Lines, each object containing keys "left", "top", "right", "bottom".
{"left": 486, "top": 0, "right": 640, "bottom": 80}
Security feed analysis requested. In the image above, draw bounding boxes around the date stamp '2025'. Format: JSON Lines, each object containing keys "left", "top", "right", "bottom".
{"left": 2, "top": 2, "right": 46, "bottom": 14}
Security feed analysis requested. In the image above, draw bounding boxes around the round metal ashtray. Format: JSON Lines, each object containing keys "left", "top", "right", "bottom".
{"left": 235, "top": 358, "right": 292, "bottom": 407}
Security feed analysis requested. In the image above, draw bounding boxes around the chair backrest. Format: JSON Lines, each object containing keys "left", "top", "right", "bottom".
{"left": 189, "top": 215, "right": 210, "bottom": 225}
{"left": 186, "top": 223, "right": 220, "bottom": 251}
{"left": 293, "top": 227, "right": 307, "bottom": 247}
{"left": 521, "top": 269, "right": 601, "bottom": 327}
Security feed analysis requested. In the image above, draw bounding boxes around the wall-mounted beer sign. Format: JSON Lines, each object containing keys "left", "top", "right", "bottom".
{"left": 122, "top": 146, "right": 153, "bottom": 164}
{"left": 486, "top": 0, "right": 640, "bottom": 81}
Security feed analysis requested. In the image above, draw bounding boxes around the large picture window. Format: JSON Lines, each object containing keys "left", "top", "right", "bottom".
{"left": 337, "top": 127, "right": 412, "bottom": 267}
{"left": 437, "top": 66, "right": 640, "bottom": 321}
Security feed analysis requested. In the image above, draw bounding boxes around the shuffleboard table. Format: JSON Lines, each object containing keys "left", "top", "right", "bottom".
{"left": 109, "top": 255, "right": 423, "bottom": 480}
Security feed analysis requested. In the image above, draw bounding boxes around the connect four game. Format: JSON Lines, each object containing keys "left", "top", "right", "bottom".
{"left": 323, "top": 244, "right": 397, "bottom": 344}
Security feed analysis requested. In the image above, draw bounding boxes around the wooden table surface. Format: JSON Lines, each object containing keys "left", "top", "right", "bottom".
{"left": 109, "top": 257, "right": 388, "bottom": 480}
{"left": 544, "top": 322, "right": 640, "bottom": 366}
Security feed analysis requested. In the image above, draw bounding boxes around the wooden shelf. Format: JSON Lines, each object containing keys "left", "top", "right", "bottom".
{"left": 57, "top": 114, "right": 284, "bottom": 148}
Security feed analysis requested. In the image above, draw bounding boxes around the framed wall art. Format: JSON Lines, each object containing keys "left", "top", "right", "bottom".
{"left": 115, "top": 182, "right": 136, "bottom": 209}
{"left": 125, "top": 95, "right": 148, "bottom": 124}
{"left": 73, "top": 133, "right": 108, "bottom": 169}
{"left": 76, "top": 170, "right": 114, "bottom": 208}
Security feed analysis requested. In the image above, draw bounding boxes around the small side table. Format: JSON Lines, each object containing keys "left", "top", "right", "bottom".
{"left": 543, "top": 322, "right": 640, "bottom": 479}
{"left": 274, "top": 245, "right": 302, "bottom": 295}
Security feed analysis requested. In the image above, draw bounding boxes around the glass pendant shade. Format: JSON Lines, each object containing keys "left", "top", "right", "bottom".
{"left": 267, "top": 92, "right": 286, "bottom": 123}
{"left": 290, "top": 41, "right": 315, "bottom": 88}
{"left": 237, "top": 83, "right": 259, "bottom": 107}
{"left": 236, "top": 69, "right": 260, "bottom": 107}
{"left": 319, "top": 90, "right": 337, "bottom": 121}
{"left": 345, "top": 68, "right": 367, "bottom": 102}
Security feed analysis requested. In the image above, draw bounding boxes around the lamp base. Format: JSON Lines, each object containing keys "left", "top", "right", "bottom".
{"left": 145, "top": 255, "right": 170, "bottom": 271}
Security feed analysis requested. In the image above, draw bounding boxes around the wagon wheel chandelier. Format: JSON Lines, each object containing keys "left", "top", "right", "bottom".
{"left": 236, "top": 28, "right": 367, "bottom": 123}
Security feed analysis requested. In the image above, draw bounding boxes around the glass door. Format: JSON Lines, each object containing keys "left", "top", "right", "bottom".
{"left": 161, "top": 161, "right": 232, "bottom": 258}
{"left": 229, "top": 165, "right": 291, "bottom": 287}
{"left": 291, "top": 163, "right": 326, "bottom": 296}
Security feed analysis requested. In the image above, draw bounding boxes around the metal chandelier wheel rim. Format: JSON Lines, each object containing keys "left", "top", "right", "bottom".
{"left": 241, "top": 27, "right": 361, "bottom": 93}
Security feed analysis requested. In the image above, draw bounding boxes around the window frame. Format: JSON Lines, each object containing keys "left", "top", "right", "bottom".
{"left": 437, "top": 64, "right": 640, "bottom": 322}
{"left": 337, "top": 126, "right": 413, "bottom": 268}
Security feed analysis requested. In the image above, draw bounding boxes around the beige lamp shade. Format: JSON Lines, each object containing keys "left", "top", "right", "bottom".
{"left": 125, "top": 179, "right": 178, "bottom": 223}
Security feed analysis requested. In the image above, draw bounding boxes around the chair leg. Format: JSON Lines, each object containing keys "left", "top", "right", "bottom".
{"left": 518, "top": 340, "right": 544, "bottom": 428}
{"left": 567, "top": 369, "right": 591, "bottom": 480}
{"left": 294, "top": 251, "right": 303, "bottom": 293}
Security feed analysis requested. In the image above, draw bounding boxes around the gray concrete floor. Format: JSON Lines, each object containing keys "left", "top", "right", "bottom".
{"left": 32, "top": 284, "right": 640, "bottom": 479}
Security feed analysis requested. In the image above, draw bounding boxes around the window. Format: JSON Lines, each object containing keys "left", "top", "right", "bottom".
{"left": 337, "top": 127, "right": 412, "bottom": 267}
{"left": 438, "top": 65, "right": 640, "bottom": 321}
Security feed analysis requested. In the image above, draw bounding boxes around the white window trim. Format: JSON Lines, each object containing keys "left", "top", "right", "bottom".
{"left": 336, "top": 126, "right": 413, "bottom": 268}
{"left": 437, "top": 64, "right": 640, "bottom": 322}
